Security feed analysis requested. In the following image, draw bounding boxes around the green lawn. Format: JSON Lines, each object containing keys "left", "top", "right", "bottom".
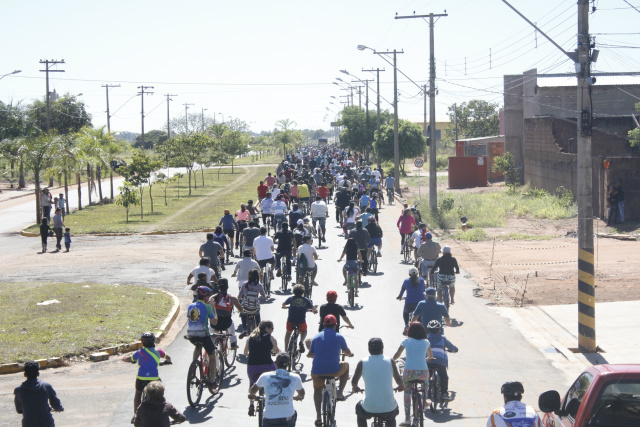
{"left": 27, "top": 165, "right": 274, "bottom": 234}
{"left": 0, "top": 282, "right": 173, "bottom": 364}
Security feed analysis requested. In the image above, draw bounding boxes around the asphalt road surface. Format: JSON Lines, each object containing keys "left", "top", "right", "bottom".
{"left": 0, "top": 188, "right": 564, "bottom": 427}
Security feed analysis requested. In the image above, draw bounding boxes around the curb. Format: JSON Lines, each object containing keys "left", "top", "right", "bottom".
{"left": 20, "top": 225, "right": 219, "bottom": 238}
{"left": 0, "top": 290, "right": 180, "bottom": 375}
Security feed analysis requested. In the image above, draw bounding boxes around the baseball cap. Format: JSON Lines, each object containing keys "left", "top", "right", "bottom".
{"left": 326, "top": 290, "right": 338, "bottom": 301}
{"left": 323, "top": 314, "right": 337, "bottom": 326}
{"left": 297, "top": 219, "right": 304, "bottom": 225}
{"left": 425, "top": 287, "right": 437, "bottom": 295}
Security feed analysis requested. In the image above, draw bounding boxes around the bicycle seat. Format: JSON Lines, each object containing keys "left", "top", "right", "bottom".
{"left": 408, "top": 379, "right": 424, "bottom": 384}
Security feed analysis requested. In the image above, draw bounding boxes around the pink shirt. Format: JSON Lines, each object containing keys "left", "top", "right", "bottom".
{"left": 264, "top": 176, "right": 276, "bottom": 187}
{"left": 236, "top": 210, "right": 251, "bottom": 221}
{"left": 397, "top": 215, "right": 416, "bottom": 234}
{"left": 290, "top": 185, "right": 299, "bottom": 197}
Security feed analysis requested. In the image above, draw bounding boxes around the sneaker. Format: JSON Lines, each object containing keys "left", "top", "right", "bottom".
{"left": 248, "top": 404, "right": 255, "bottom": 417}
{"left": 130, "top": 415, "right": 136, "bottom": 424}
{"left": 399, "top": 419, "right": 411, "bottom": 427}
{"left": 322, "top": 237, "right": 326, "bottom": 243}
{"left": 276, "top": 270, "right": 282, "bottom": 277}
{"left": 442, "top": 392, "right": 452, "bottom": 401}
{"left": 230, "top": 342, "right": 239, "bottom": 350}
{"left": 299, "top": 341, "right": 305, "bottom": 353}
{"left": 377, "top": 251, "right": 382, "bottom": 257}
{"left": 269, "top": 272, "right": 275, "bottom": 280}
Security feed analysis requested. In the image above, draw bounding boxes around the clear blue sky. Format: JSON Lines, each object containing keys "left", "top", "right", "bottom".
{"left": 1, "top": 0, "right": 638, "bottom": 135}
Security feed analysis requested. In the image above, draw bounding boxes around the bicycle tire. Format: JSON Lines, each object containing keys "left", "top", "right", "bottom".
{"left": 348, "top": 276, "right": 355, "bottom": 308}
{"left": 303, "top": 275, "right": 311, "bottom": 299}
{"left": 287, "top": 330, "right": 298, "bottom": 372}
{"left": 224, "top": 339, "right": 237, "bottom": 368}
{"left": 369, "top": 251, "right": 378, "bottom": 274}
{"left": 412, "top": 388, "right": 423, "bottom": 427}
{"left": 208, "top": 349, "right": 224, "bottom": 394}
{"left": 247, "top": 314, "right": 258, "bottom": 336}
{"left": 257, "top": 397, "right": 264, "bottom": 427}
{"left": 322, "top": 390, "right": 332, "bottom": 427}
{"left": 404, "top": 246, "right": 411, "bottom": 263}
{"left": 186, "top": 360, "right": 203, "bottom": 407}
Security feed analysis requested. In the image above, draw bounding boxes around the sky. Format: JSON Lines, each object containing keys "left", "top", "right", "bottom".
{"left": 1, "top": 0, "right": 639, "bottom": 136}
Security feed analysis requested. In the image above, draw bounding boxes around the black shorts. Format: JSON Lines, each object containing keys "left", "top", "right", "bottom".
{"left": 212, "top": 316, "right": 233, "bottom": 331}
{"left": 258, "top": 257, "right": 276, "bottom": 268}
{"left": 135, "top": 378, "right": 160, "bottom": 392}
{"left": 223, "top": 229, "right": 235, "bottom": 239}
{"left": 188, "top": 335, "right": 216, "bottom": 355}
{"left": 355, "top": 401, "right": 399, "bottom": 422}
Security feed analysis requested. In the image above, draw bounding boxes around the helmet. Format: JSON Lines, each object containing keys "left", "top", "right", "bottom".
{"left": 326, "top": 290, "right": 338, "bottom": 301}
{"left": 197, "top": 286, "right": 213, "bottom": 298}
{"left": 425, "top": 232, "right": 432, "bottom": 239}
{"left": 297, "top": 219, "right": 304, "bottom": 225}
{"left": 323, "top": 314, "right": 337, "bottom": 326}
{"left": 426, "top": 320, "right": 441, "bottom": 333}
{"left": 442, "top": 245, "right": 451, "bottom": 254}
{"left": 141, "top": 332, "right": 156, "bottom": 346}
{"left": 409, "top": 267, "right": 419, "bottom": 276}
{"left": 501, "top": 381, "right": 524, "bottom": 395}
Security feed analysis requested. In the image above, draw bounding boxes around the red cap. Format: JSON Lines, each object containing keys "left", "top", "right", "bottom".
{"left": 326, "top": 290, "right": 338, "bottom": 301}
{"left": 323, "top": 314, "right": 337, "bottom": 326}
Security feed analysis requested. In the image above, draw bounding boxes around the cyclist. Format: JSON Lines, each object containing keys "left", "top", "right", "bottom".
{"left": 242, "top": 221, "right": 261, "bottom": 253}
{"left": 342, "top": 201, "right": 360, "bottom": 236}
{"left": 384, "top": 175, "right": 395, "bottom": 202}
{"left": 430, "top": 245, "right": 459, "bottom": 305}
{"left": 310, "top": 196, "right": 328, "bottom": 243}
{"left": 426, "top": 320, "right": 458, "bottom": 402}
{"left": 238, "top": 269, "right": 267, "bottom": 338}
{"left": 199, "top": 233, "right": 225, "bottom": 278}
{"left": 301, "top": 217, "right": 316, "bottom": 238}
{"left": 307, "top": 314, "right": 354, "bottom": 427}
{"left": 282, "top": 284, "right": 318, "bottom": 353}
{"left": 244, "top": 320, "right": 280, "bottom": 417}
{"left": 257, "top": 181, "right": 269, "bottom": 202}
{"left": 337, "top": 237, "right": 363, "bottom": 291}
{"left": 358, "top": 207, "right": 374, "bottom": 227}
{"left": 296, "top": 235, "right": 318, "bottom": 286}
{"left": 213, "top": 226, "right": 231, "bottom": 268}
{"left": 288, "top": 203, "right": 304, "bottom": 230}
{"left": 247, "top": 199, "right": 261, "bottom": 225}
{"left": 187, "top": 258, "right": 218, "bottom": 297}
{"left": 134, "top": 381, "right": 185, "bottom": 427}
{"left": 365, "top": 217, "right": 383, "bottom": 257}
{"left": 335, "top": 187, "right": 351, "bottom": 223}
{"left": 411, "top": 287, "right": 450, "bottom": 334}
{"left": 297, "top": 180, "right": 310, "bottom": 212}
{"left": 232, "top": 250, "right": 260, "bottom": 288}
{"left": 211, "top": 279, "right": 243, "bottom": 350}
{"left": 249, "top": 353, "right": 305, "bottom": 427}
{"left": 14, "top": 361, "right": 64, "bottom": 427}
{"left": 258, "top": 192, "right": 274, "bottom": 233}
{"left": 218, "top": 209, "right": 238, "bottom": 257}
{"left": 317, "top": 181, "right": 329, "bottom": 203}
{"left": 253, "top": 227, "right": 276, "bottom": 282}
{"left": 369, "top": 193, "right": 379, "bottom": 222}
{"left": 264, "top": 172, "right": 277, "bottom": 187}
{"left": 272, "top": 194, "right": 289, "bottom": 233}
{"left": 352, "top": 338, "right": 404, "bottom": 427}
{"left": 392, "top": 322, "right": 434, "bottom": 427}
{"left": 486, "top": 382, "right": 541, "bottom": 427}
{"left": 289, "top": 180, "right": 299, "bottom": 206}
{"left": 274, "top": 222, "right": 297, "bottom": 279}
{"left": 235, "top": 204, "right": 251, "bottom": 251}
{"left": 348, "top": 221, "right": 370, "bottom": 275}
{"left": 409, "top": 223, "right": 428, "bottom": 262}
{"left": 186, "top": 287, "right": 218, "bottom": 387}
{"left": 416, "top": 232, "right": 440, "bottom": 280}
{"left": 318, "top": 290, "right": 354, "bottom": 332}
{"left": 397, "top": 267, "right": 426, "bottom": 330}
{"left": 397, "top": 209, "right": 416, "bottom": 255}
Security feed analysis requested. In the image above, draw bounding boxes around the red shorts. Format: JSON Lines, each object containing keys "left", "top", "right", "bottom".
{"left": 286, "top": 322, "right": 307, "bottom": 332}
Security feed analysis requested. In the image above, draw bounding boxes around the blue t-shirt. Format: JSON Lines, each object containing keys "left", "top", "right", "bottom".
{"left": 427, "top": 333, "right": 457, "bottom": 368}
{"left": 131, "top": 347, "right": 166, "bottom": 380}
{"left": 398, "top": 278, "right": 426, "bottom": 305}
{"left": 359, "top": 212, "right": 374, "bottom": 228}
{"left": 402, "top": 338, "right": 429, "bottom": 371}
{"left": 412, "top": 299, "right": 449, "bottom": 330}
{"left": 187, "top": 300, "right": 215, "bottom": 337}
{"left": 385, "top": 177, "right": 395, "bottom": 188}
{"left": 310, "top": 328, "right": 349, "bottom": 374}
{"left": 360, "top": 195, "right": 370, "bottom": 208}
{"left": 284, "top": 295, "right": 314, "bottom": 324}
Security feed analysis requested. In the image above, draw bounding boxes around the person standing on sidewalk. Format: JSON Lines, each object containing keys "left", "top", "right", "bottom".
{"left": 41, "top": 188, "right": 52, "bottom": 222}
{"left": 14, "top": 361, "right": 64, "bottom": 427}
{"left": 39, "top": 219, "right": 51, "bottom": 253}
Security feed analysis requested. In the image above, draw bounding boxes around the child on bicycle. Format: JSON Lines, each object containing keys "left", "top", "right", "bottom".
{"left": 122, "top": 332, "right": 172, "bottom": 424}
{"left": 282, "top": 284, "right": 317, "bottom": 354}
{"left": 426, "top": 320, "right": 458, "bottom": 402}
{"left": 211, "top": 279, "right": 243, "bottom": 349}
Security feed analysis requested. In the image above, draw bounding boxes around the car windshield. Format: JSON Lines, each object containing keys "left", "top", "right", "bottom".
{"left": 590, "top": 380, "right": 640, "bottom": 427}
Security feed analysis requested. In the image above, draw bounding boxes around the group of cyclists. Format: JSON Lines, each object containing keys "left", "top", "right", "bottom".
{"left": 120, "top": 145, "right": 539, "bottom": 427}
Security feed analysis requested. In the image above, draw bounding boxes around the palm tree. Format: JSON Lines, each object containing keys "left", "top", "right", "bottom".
{"left": 80, "top": 126, "right": 112, "bottom": 204}
{"left": 274, "top": 119, "right": 297, "bottom": 159}
{"left": 23, "top": 134, "right": 61, "bottom": 224}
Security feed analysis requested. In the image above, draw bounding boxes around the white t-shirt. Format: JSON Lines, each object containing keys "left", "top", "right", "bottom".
{"left": 344, "top": 206, "right": 360, "bottom": 224}
{"left": 411, "top": 230, "right": 423, "bottom": 248}
{"left": 253, "top": 235, "right": 274, "bottom": 261}
{"left": 297, "top": 243, "right": 317, "bottom": 269}
{"left": 256, "top": 369, "right": 303, "bottom": 419}
{"left": 234, "top": 258, "right": 260, "bottom": 284}
{"left": 190, "top": 266, "right": 216, "bottom": 284}
{"left": 272, "top": 200, "right": 287, "bottom": 215}
{"left": 373, "top": 170, "right": 381, "bottom": 179}
{"left": 310, "top": 201, "right": 328, "bottom": 218}
{"left": 271, "top": 188, "right": 281, "bottom": 199}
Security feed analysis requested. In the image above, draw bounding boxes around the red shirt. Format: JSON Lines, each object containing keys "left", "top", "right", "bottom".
{"left": 264, "top": 176, "right": 276, "bottom": 187}
{"left": 318, "top": 186, "right": 329, "bottom": 198}
{"left": 257, "top": 184, "right": 268, "bottom": 199}
{"left": 284, "top": 169, "right": 293, "bottom": 180}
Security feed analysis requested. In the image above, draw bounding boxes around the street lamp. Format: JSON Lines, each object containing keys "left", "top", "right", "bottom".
{"left": 358, "top": 44, "right": 403, "bottom": 194}
{"left": 0, "top": 70, "right": 21, "bottom": 81}
{"left": 201, "top": 108, "right": 207, "bottom": 132}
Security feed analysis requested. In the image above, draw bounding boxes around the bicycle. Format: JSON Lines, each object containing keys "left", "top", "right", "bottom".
{"left": 212, "top": 332, "right": 236, "bottom": 369}
{"left": 368, "top": 248, "right": 378, "bottom": 274}
{"left": 435, "top": 273, "right": 453, "bottom": 311}
{"left": 249, "top": 390, "right": 265, "bottom": 427}
{"left": 319, "top": 353, "right": 346, "bottom": 427}
{"left": 286, "top": 324, "right": 303, "bottom": 372}
{"left": 185, "top": 336, "right": 224, "bottom": 407}
{"left": 402, "top": 241, "right": 412, "bottom": 264}
{"left": 280, "top": 253, "right": 292, "bottom": 292}
{"left": 301, "top": 268, "right": 313, "bottom": 299}
{"left": 387, "top": 187, "right": 394, "bottom": 205}
{"left": 261, "top": 261, "right": 272, "bottom": 297}
{"left": 244, "top": 310, "right": 259, "bottom": 337}
{"left": 427, "top": 366, "right": 445, "bottom": 412}
{"left": 408, "top": 379, "right": 426, "bottom": 427}
{"left": 347, "top": 266, "right": 359, "bottom": 307}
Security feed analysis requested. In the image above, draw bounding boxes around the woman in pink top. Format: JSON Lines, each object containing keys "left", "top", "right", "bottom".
{"left": 397, "top": 209, "right": 416, "bottom": 254}
{"left": 235, "top": 205, "right": 251, "bottom": 249}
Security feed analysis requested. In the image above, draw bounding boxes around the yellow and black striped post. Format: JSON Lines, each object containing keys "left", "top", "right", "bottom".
{"left": 578, "top": 247, "right": 596, "bottom": 352}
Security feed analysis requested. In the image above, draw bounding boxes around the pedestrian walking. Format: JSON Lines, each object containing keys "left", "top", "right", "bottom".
{"left": 14, "top": 360, "right": 64, "bottom": 427}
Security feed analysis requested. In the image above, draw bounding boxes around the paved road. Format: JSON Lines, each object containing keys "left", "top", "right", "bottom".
{"left": 0, "top": 189, "right": 565, "bottom": 427}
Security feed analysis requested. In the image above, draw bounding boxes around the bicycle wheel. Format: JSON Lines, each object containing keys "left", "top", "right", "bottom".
{"left": 208, "top": 349, "right": 224, "bottom": 394}
{"left": 369, "top": 250, "right": 377, "bottom": 274}
{"left": 321, "top": 390, "right": 332, "bottom": 427}
{"left": 287, "top": 331, "right": 298, "bottom": 372}
{"left": 224, "top": 339, "right": 237, "bottom": 368}
{"left": 303, "top": 274, "right": 311, "bottom": 299}
{"left": 262, "top": 269, "right": 270, "bottom": 296}
{"left": 404, "top": 245, "right": 411, "bottom": 263}
{"left": 186, "top": 360, "right": 204, "bottom": 407}
{"left": 443, "top": 286, "right": 450, "bottom": 311}
{"left": 257, "top": 397, "right": 264, "bottom": 427}
{"left": 429, "top": 374, "right": 439, "bottom": 412}
{"left": 348, "top": 275, "right": 355, "bottom": 307}
{"left": 412, "top": 388, "right": 423, "bottom": 427}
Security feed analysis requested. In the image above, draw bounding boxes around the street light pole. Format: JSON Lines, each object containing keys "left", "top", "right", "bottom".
{"left": 165, "top": 94, "right": 177, "bottom": 139}
{"left": 201, "top": 108, "right": 207, "bottom": 132}
{"left": 183, "top": 103, "right": 194, "bottom": 133}
{"left": 0, "top": 70, "right": 21, "bottom": 81}
{"left": 363, "top": 68, "right": 385, "bottom": 169}
{"left": 138, "top": 85, "right": 154, "bottom": 149}
{"left": 102, "top": 84, "right": 120, "bottom": 134}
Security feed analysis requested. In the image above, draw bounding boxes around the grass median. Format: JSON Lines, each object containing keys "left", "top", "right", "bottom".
{"left": 26, "top": 165, "right": 274, "bottom": 234}
{"left": 0, "top": 282, "right": 174, "bottom": 364}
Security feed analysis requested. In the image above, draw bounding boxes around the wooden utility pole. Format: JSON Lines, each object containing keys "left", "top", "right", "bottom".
{"left": 502, "top": 0, "right": 596, "bottom": 352}
{"left": 165, "top": 94, "right": 177, "bottom": 139}
{"left": 102, "top": 84, "right": 120, "bottom": 134}
{"left": 363, "top": 68, "right": 385, "bottom": 169}
{"left": 138, "top": 86, "right": 154, "bottom": 148}
{"left": 39, "top": 59, "right": 65, "bottom": 133}
{"left": 396, "top": 12, "right": 448, "bottom": 211}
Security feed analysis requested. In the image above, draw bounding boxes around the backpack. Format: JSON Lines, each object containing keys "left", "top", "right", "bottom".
{"left": 241, "top": 284, "right": 260, "bottom": 313}
{"left": 298, "top": 252, "right": 309, "bottom": 270}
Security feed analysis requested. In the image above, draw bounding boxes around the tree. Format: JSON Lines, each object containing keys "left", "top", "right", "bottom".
{"left": 119, "top": 150, "right": 158, "bottom": 219}
{"left": 116, "top": 182, "right": 139, "bottom": 223}
{"left": 337, "top": 106, "right": 373, "bottom": 153}
{"left": 628, "top": 102, "right": 640, "bottom": 148}
{"left": 446, "top": 100, "right": 500, "bottom": 140}
{"left": 134, "top": 129, "right": 168, "bottom": 149}
{"left": 23, "top": 134, "right": 61, "bottom": 224}
{"left": 219, "top": 128, "right": 249, "bottom": 174}
{"left": 154, "top": 172, "right": 176, "bottom": 206}
{"left": 273, "top": 119, "right": 299, "bottom": 158}
{"left": 0, "top": 101, "right": 28, "bottom": 187}
{"left": 159, "top": 133, "right": 210, "bottom": 195}
{"left": 27, "top": 94, "right": 92, "bottom": 136}
{"left": 374, "top": 120, "right": 426, "bottom": 175}
{"left": 492, "top": 152, "right": 518, "bottom": 192}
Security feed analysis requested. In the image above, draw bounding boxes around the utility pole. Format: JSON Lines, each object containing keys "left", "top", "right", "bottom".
{"left": 423, "top": 84, "right": 428, "bottom": 161}
{"left": 502, "top": 0, "right": 595, "bottom": 352}
{"left": 364, "top": 68, "right": 385, "bottom": 169}
{"left": 137, "top": 86, "right": 154, "bottom": 149}
{"left": 39, "top": 60, "right": 65, "bottom": 133}
{"left": 165, "top": 94, "right": 177, "bottom": 139}
{"left": 454, "top": 103, "right": 459, "bottom": 141}
{"left": 396, "top": 11, "right": 448, "bottom": 211}
{"left": 201, "top": 108, "right": 207, "bottom": 132}
{"left": 102, "top": 84, "right": 120, "bottom": 134}
{"left": 183, "top": 103, "right": 194, "bottom": 133}
{"left": 358, "top": 79, "right": 374, "bottom": 161}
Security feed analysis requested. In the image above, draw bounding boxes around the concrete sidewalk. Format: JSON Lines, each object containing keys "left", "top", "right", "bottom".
{"left": 494, "top": 300, "right": 640, "bottom": 385}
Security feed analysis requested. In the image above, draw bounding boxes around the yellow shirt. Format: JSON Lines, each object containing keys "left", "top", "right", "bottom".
{"left": 298, "top": 184, "right": 310, "bottom": 198}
